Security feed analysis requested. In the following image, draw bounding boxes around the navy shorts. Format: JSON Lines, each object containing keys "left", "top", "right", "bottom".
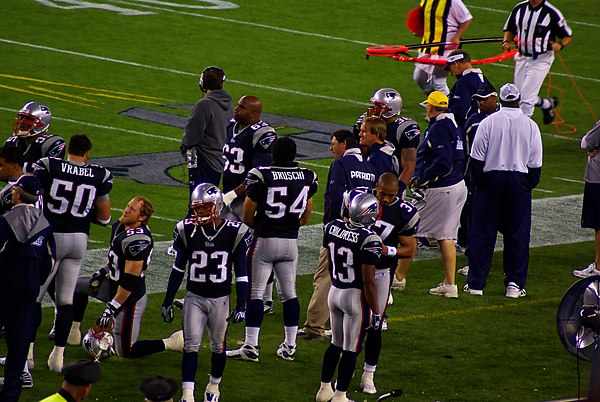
{"left": 582, "top": 182, "right": 600, "bottom": 229}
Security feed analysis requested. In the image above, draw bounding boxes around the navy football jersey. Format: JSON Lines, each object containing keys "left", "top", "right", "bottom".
{"left": 106, "top": 222, "right": 153, "bottom": 304}
{"left": 365, "top": 142, "right": 400, "bottom": 177}
{"left": 222, "top": 120, "right": 277, "bottom": 192}
{"left": 173, "top": 218, "right": 251, "bottom": 299}
{"left": 245, "top": 162, "right": 318, "bottom": 239}
{"left": 323, "top": 219, "right": 382, "bottom": 290}
{"left": 448, "top": 69, "right": 493, "bottom": 127}
{"left": 4, "top": 134, "right": 66, "bottom": 173}
{"left": 386, "top": 117, "right": 421, "bottom": 160}
{"left": 371, "top": 198, "right": 420, "bottom": 269}
{"left": 33, "top": 157, "right": 113, "bottom": 234}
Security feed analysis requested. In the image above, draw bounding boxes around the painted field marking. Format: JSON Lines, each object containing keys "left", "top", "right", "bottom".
{"left": 0, "top": 83, "right": 100, "bottom": 108}
{"left": 298, "top": 160, "right": 331, "bottom": 169}
{"left": 552, "top": 176, "right": 585, "bottom": 184}
{"left": 387, "top": 296, "right": 561, "bottom": 324}
{"left": 27, "top": 86, "right": 101, "bottom": 103}
{"left": 87, "top": 91, "right": 162, "bottom": 104}
{"left": 533, "top": 188, "right": 554, "bottom": 194}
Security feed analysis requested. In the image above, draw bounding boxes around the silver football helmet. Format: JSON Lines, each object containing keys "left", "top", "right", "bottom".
{"left": 82, "top": 327, "right": 114, "bottom": 361}
{"left": 189, "top": 183, "right": 224, "bottom": 225}
{"left": 13, "top": 101, "right": 52, "bottom": 137}
{"left": 369, "top": 88, "right": 403, "bottom": 119}
{"left": 342, "top": 189, "right": 380, "bottom": 227}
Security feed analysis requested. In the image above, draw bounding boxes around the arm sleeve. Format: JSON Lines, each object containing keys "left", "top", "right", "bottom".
{"left": 420, "top": 127, "right": 454, "bottom": 183}
{"left": 232, "top": 230, "right": 251, "bottom": 309}
{"left": 359, "top": 235, "right": 383, "bottom": 265}
{"left": 122, "top": 235, "right": 152, "bottom": 261}
{"left": 581, "top": 121, "right": 600, "bottom": 150}
{"left": 182, "top": 101, "right": 208, "bottom": 148}
{"left": 251, "top": 128, "right": 277, "bottom": 169}
{"left": 244, "top": 168, "right": 266, "bottom": 203}
{"left": 325, "top": 161, "right": 346, "bottom": 222}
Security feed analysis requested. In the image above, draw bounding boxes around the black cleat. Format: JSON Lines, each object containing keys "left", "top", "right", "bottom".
{"left": 542, "top": 97, "right": 558, "bottom": 125}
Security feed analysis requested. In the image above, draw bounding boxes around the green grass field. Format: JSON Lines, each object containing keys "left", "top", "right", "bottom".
{"left": 1, "top": 0, "right": 600, "bottom": 401}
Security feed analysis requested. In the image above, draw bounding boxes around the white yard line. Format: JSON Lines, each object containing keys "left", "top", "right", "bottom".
{"left": 552, "top": 176, "right": 585, "bottom": 184}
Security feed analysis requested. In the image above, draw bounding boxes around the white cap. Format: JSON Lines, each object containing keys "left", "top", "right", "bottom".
{"left": 499, "top": 83, "right": 521, "bottom": 102}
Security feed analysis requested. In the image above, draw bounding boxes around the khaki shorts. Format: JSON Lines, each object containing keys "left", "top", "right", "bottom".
{"left": 415, "top": 180, "right": 467, "bottom": 241}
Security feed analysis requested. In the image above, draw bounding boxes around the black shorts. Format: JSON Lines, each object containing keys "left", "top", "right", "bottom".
{"left": 582, "top": 182, "right": 600, "bottom": 229}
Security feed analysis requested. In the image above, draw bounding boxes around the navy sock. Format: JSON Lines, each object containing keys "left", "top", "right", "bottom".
{"left": 282, "top": 298, "right": 300, "bottom": 327}
{"left": 364, "top": 327, "right": 382, "bottom": 366}
{"left": 245, "top": 299, "right": 265, "bottom": 328}
{"left": 321, "top": 344, "right": 342, "bottom": 383}
{"left": 129, "top": 340, "right": 166, "bottom": 358}
{"left": 54, "top": 304, "right": 73, "bottom": 347}
{"left": 211, "top": 352, "right": 226, "bottom": 379}
{"left": 72, "top": 292, "right": 89, "bottom": 323}
{"left": 336, "top": 351, "right": 358, "bottom": 392}
{"left": 182, "top": 351, "right": 198, "bottom": 382}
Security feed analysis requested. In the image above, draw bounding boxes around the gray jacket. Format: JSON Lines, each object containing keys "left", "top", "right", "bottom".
{"left": 182, "top": 89, "right": 233, "bottom": 172}
{"left": 581, "top": 120, "right": 600, "bottom": 183}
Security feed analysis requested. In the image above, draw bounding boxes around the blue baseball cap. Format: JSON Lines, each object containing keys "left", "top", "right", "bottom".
{"left": 472, "top": 86, "right": 498, "bottom": 100}
{"left": 13, "top": 174, "right": 41, "bottom": 196}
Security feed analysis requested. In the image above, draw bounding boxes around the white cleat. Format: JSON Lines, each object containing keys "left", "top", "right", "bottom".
{"left": 226, "top": 343, "right": 260, "bottom": 362}
{"left": 387, "top": 292, "right": 394, "bottom": 305}
{"left": 203, "top": 383, "right": 220, "bottom": 402}
{"left": 164, "top": 330, "right": 184, "bottom": 352}
{"left": 47, "top": 348, "right": 64, "bottom": 373}
{"left": 360, "top": 372, "right": 377, "bottom": 395}
{"left": 315, "top": 382, "right": 335, "bottom": 402}
{"left": 573, "top": 262, "right": 600, "bottom": 279}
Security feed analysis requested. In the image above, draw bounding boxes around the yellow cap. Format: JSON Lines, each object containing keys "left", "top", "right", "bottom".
{"left": 423, "top": 91, "right": 449, "bottom": 108}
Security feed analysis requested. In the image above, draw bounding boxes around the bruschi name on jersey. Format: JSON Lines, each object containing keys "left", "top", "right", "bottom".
{"left": 61, "top": 162, "right": 94, "bottom": 177}
{"left": 350, "top": 170, "right": 376, "bottom": 181}
{"left": 271, "top": 170, "right": 305, "bottom": 181}
{"left": 328, "top": 224, "right": 359, "bottom": 243}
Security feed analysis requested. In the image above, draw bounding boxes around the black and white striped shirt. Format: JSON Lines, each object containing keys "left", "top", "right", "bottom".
{"left": 503, "top": 0, "right": 572, "bottom": 58}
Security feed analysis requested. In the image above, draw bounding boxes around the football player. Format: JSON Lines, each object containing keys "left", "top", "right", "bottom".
{"left": 359, "top": 173, "right": 419, "bottom": 394}
{"left": 33, "top": 134, "right": 113, "bottom": 372}
{"left": 221, "top": 95, "right": 277, "bottom": 219}
{"left": 69, "top": 196, "right": 184, "bottom": 359}
{"left": 0, "top": 147, "right": 26, "bottom": 214}
{"left": 162, "top": 183, "right": 251, "bottom": 402}
{"left": 227, "top": 137, "right": 318, "bottom": 362}
{"left": 316, "top": 191, "right": 382, "bottom": 402}
{"left": 4, "top": 101, "right": 65, "bottom": 173}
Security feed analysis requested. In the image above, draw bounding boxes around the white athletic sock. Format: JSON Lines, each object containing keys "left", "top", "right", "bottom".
{"left": 71, "top": 321, "right": 81, "bottom": 332}
{"left": 28, "top": 343, "right": 34, "bottom": 360}
{"left": 209, "top": 376, "right": 221, "bottom": 385}
{"left": 284, "top": 326, "right": 297, "bottom": 346}
{"left": 182, "top": 381, "right": 195, "bottom": 391}
{"left": 53, "top": 346, "right": 65, "bottom": 356}
{"left": 22, "top": 362, "right": 29, "bottom": 373}
{"left": 334, "top": 390, "right": 347, "bottom": 399}
{"left": 245, "top": 327, "right": 260, "bottom": 347}
{"left": 363, "top": 363, "right": 377, "bottom": 373}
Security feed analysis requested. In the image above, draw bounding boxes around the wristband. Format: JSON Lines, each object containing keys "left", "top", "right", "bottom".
{"left": 108, "top": 299, "right": 122, "bottom": 311}
{"left": 385, "top": 246, "right": 397, "bottom": 257}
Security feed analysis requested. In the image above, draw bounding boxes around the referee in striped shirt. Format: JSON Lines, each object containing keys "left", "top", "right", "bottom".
{"left": 501, "top": 0, "right": 573, "bottom": 124}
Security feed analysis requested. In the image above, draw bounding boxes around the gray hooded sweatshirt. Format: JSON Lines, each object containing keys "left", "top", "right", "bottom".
{"left": 181, "top": 89, "right": 233, "bottom": 172}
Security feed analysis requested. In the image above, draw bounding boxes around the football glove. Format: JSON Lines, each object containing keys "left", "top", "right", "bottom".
{"left": 97, "top": 300, "right": 119, "bottom": 330}
{"left": 227, "top": 307, "right": 246, "bottom": 324}
{"left": 370, "top": 313, "right": 382, "bottom": 331}
{"left": 162, "top": 304, "right": 174, "bottom": 323}
{"left": 89, "top": 268, "right": 108, "bottom": 296}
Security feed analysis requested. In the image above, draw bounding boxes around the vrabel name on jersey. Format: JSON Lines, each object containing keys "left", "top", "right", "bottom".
{"left": 60, "top": 163, "right": 95, "bottom": 177}
{"left": 350, "top": 170, "right": 376, "bottom": 181}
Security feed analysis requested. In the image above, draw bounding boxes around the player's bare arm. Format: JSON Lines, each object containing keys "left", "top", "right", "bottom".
{"left": 299, "top": 198, "right": 313, "bottom": 226}
{"left": 242, "top": 196, "right": 258, "bottom": 228}
{"left": 94, "top": 199, "right": 112, "bottom": 225}
{"left": 399, "top": 148, "right": 417, "bottom": 187}
{"left": 361, "top": 264, "right": 379, "bottom": 316}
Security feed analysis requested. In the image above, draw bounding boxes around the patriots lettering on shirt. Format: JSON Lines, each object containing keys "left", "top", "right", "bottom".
{"left": 324, "top": 219, "right": 382, "bottom": 290}
{"left": 4, "top": 134, "right": 66, "bottom": 173}
{"left": 106, "top": 222, "right": 153, "bottom": 304}
{"left": 33, "top": 157, "right": 113, "bottom": 234}
{"left": 371, "top": 198, "right": 420, "bottom": 269}
{"left": 245, "top": 162, "right": 318, "bottom": 239}
{"left": 222, "top": 120, "right": 277, "bottom": 192}
{"left": 172, "top": 219, "right": 251, "bottom": 299}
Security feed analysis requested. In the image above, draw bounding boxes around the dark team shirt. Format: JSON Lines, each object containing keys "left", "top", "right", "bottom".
{"left": 0, "top": 204, "right": 54, "bottom": 303}
{"left": 371, "top": 198, "right": 419, "bottom": 270}
{"left": 503, "top": 0, "right": 572, "bottom": 58}
{"left": 172, "top": 219, "right": 251, "bottom": 299}
{"left": 386, "top": 117, "right": 421, "bottom": 160}
{"left": 448, "top": 69, "right": 493, "bottom": 127}
{"left": 222, "top": 120, "right": 277, "bottom": 192}
{"left": 4, "top": 134, "right": 66, "bottom": 173}
{"left": 323, "top": 219, "right": 382, "bottom": 290}
{"left": 245, "top": 162, "right": 318, "bottom": 239}
{"left": 33, "top": 157, "right": 113, "bottom": 234}
{"left": 364, "top": 142, "right": 400, "bottom": 177}
{"left": 415, "top": 113, "right": 465, "bottom": 188}
{"left": 106, "top": 222, "right": 153, "bottom": 304}
{"left": 0, "top": 181, "right": 14, "bottom": 215}
{"left": 323, "top": 148, "right": 376, "bottom": 224}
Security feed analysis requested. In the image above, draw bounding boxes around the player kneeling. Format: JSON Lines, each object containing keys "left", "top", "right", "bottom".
{"left": 162, "top": 184, "right": 250, "bottom": 402}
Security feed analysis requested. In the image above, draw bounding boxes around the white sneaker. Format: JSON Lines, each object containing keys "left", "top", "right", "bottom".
{"left": 163, "top": 330, "right": 184, "bottom": 352}
{"left": 226, "top": 343, "right": 260, "bottom": 362}
{"left": 429, "top": 282, "right": 458, "bottom": 298}
{"left": 573, "top": 262, "right": 600, "bottom": 278}
{"left": 181, "top": 388, "right": 195, "bottom": 402}
{"left": 463, "top": 284, "right": 483, "bottom": 296}
{"left": 457, "top": 265, "right": 469, "bottom": 276}
{"left": 47, "top": 348, "right": 64, "bottom": 373}
{"left": 0, "top": 368, "right": 32, "bottom": 388}
{"left": 387, "top": 292, "right": 394, "bottom": 305}
{"left": 315, "top": 382, "right": 335, "bottom": 402}
{"left": 204, "top": 383, "right": 220, "bottom": 402}
{"left": 391, "top": 278, "right": 406, "bottom": 291}
{"left": 381, "top": 317, "right": 388, "bottom": 331}
{"left": 67, "top": 328, "right": 81, "bottom": 346}
{"left": 506, "top": 282, "right": 526, "bottom": 299}
{"left": 276, "top": 342, "right": 296, "bottom": 361}
{"left": 27, "top": 344, "right": 34, "bottom": 370}
{"left": 360, "top": 372, "right": 377, "bottom": 394}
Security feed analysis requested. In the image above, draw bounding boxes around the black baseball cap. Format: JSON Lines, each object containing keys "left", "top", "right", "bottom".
{"left": 472, "top": 86, "right": 498, "bottom": 100}
{"left": 62, "top": 360, "right": 101, "bottom": 385}
{"left": 140, "top": 376, "right": 178, "bottom": 401}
